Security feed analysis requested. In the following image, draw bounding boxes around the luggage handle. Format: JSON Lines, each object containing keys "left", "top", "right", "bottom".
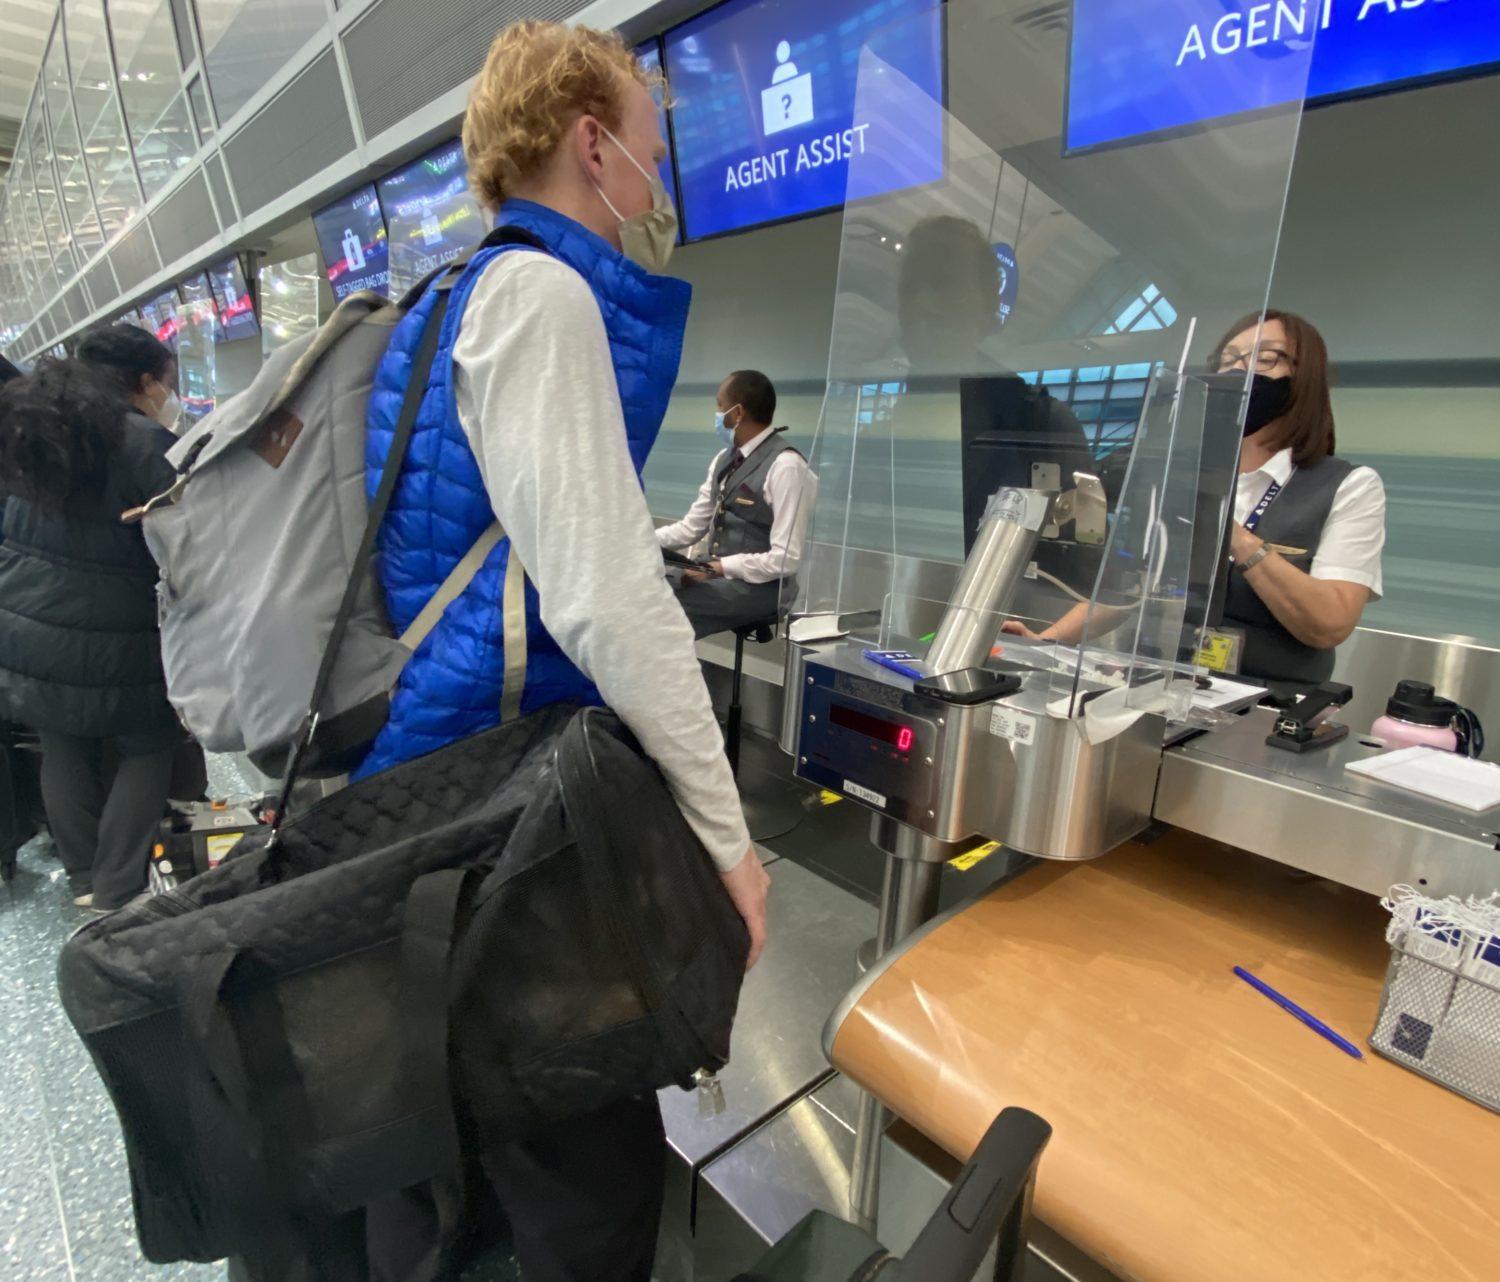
{"left": 395, "top": 867, "right": 476, "bottom": 1173}
{"left": 267, "top": 225, "right": 549, "bottom": 850}
{"left": 889, "top": 1107, "right": 1052, "bottom": 1282}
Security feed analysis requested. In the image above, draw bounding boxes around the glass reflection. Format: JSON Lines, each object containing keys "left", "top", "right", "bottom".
{"left": 259, "top": 253, "right": 321, "bottom": 358}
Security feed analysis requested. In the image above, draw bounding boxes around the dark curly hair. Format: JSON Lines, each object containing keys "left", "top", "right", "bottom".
{"left": 75, "top": 324, "right": 174, "bottom": 400}
{"left": 0, "top": 358, "right": 127, "bottom": 513}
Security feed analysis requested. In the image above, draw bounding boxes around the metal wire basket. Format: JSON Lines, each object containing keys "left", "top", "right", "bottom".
{"left": 1370, "top": 934, "right": 1500, "bottom": 1114}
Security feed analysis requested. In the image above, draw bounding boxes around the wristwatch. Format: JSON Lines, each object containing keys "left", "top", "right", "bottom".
{"left": 1237, "top": 544, "right": 1272, "bottom": 573}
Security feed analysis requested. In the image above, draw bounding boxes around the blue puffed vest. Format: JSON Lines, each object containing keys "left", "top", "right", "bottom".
{"left": 353, "top": 199, "right": 692, "bottom": 779}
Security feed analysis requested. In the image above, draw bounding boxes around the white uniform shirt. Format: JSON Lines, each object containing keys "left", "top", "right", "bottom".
{"left": 451, "top": 249, "right": 751, "bottom": 873}
{"left": 1234, "top": 447, "right": 1386, "bottom": 597}
{"left": 655, "top": 425, "right": 816, "bottom": 584}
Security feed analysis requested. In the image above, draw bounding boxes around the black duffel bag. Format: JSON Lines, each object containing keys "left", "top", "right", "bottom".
{"left": 57, "top": 701, "right": 748, "bottom": 1263}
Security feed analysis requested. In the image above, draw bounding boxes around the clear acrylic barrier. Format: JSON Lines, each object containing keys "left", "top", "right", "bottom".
{"left": 175, "top": 290, "right": 218, "bottom": 431}
{"left": 787, "top": 0, "right": 1318, "bottom": 730}
{"left": 259, "top": 253, "right": 321, "bottom": 359}
{"left": 386, "top": 192, "right": 486, "bottom": 299}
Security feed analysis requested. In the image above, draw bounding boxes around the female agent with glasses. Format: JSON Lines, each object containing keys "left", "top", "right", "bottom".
{"left": 1005, "top": 310, "right": 1386, "bottom": 689}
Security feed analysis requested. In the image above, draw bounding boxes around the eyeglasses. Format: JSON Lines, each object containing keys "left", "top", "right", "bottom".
{"left": 1215, "top": 346, "right": 1295, "bottom": 373}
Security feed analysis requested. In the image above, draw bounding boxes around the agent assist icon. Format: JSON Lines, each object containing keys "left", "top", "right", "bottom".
{"left": 761, "top": 39, "right": 813, "bottom": 136}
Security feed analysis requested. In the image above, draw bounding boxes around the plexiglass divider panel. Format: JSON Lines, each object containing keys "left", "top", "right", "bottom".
{"left": 788, "top": 0, "right": 1318, "bottom": 733}
{"left": 259, "top": 253, "right": 321, "bottom": 358}
{"left": 175, "top": 294, "right": 218, "bottom": 430}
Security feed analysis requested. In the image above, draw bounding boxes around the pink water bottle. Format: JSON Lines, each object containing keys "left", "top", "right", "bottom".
{"left": 1371, "top": 681, "right": 1461, "bottom": 752}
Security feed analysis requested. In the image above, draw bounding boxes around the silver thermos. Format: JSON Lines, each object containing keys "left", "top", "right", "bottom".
{"left": 925, "top": 488, "right": 1055, "bottom": 676}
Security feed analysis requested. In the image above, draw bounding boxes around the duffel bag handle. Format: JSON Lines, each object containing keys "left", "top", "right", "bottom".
{"left": 178, "top": 947, "right": 314, "bottom": 1226}
{"left": 397, "top": 868, "right": 475, "bottom": 1162}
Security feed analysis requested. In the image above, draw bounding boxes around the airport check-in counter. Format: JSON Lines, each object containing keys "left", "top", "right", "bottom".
{"left": 652, "top": 7, "right": 1499, "bottom": 1278}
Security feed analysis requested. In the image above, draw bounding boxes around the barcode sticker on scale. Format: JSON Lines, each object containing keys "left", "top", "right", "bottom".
{"left": 989, "top": 707, "right": 1037, "bottom": 745}
{"left": 843, "top": 780, "right": 887, "bottom": 809}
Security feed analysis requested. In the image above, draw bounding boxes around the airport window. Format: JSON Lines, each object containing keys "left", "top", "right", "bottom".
{"left": 1089, "top": 282, "right": 1179, "bottom": 336}
{"left": 188, "top": 76, "right": 215, "bottom": 145}
{"left": 65, "top": 0, "right": 143, "bottom": 239}
{"left": 169, "top": 0, "right": 197, "bottom": 67}
{"left": 109, "top": 0, "right": 197, "bottom": 198}
{"left": 857, "top": 381, "right": 906, "bottom": 431}
{"left": 196, "top": 0, "right": 327, "bottom": 125}
{"left": 1016, "top": 363, "right": 1160, "bottom": 459}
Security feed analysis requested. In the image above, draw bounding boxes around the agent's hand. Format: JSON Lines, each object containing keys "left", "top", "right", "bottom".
{"left": 1230, "top": 523, "right": 1263, "bottom": 564}
{"left": 720, "top": 847, "right": 770, "bottom": 970}
{"left": 1000, "top": 619, "right": 1044, "bottom": 641}
{"left": 681, "top": 567, "right": 712, "bottom": 586}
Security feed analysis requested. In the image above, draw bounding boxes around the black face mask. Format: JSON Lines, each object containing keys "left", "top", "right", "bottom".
{"left": 1243, "top": 374, "right": 1293, "bottom": 437}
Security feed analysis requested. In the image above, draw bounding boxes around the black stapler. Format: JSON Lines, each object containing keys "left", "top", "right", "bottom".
{"left": 1265, "top": 682, "right": 1355, "bottom": 754}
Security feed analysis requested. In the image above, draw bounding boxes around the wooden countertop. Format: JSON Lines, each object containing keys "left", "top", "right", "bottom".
{"left": 828, "top": 831, "right": 1500, "bottom": 1282}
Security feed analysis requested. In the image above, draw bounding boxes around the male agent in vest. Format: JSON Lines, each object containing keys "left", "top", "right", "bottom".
{"left": 351, "top": 23, "right": 769, "bottom": 1282}
{"left": 657, "top": 370, "right": 816, "bottom": 638}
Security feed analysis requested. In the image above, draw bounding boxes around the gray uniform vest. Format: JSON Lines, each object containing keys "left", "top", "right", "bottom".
{"left": 707, "top": 430, "right": 800, "bottom": 568}
{"left": 1222, "top": 454, "right": 1356, "bottom": 687}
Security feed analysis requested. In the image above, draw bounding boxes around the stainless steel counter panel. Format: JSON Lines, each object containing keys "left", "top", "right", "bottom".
{"left": 1156, "top": 706, "right": 1500, "bottom": 897}
{"left": 698, "top": 1074, "right": 864, "bottom": 1252}
{"left": 796, "top": 642, "right": 1160, "bottom": 858}
{"left": 1334, "top": 627, "right": 1500, "bottom": 739}
{"left": 658, "top": 857, "right": 875, "bottom": 1169}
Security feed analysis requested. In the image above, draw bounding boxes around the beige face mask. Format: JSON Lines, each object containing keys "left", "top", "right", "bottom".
{"left": 594, "top": 125, "right": 679, "bottom": 274}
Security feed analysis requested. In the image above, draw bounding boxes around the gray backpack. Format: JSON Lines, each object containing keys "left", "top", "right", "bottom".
{"left": 133, "top": 286, "right": 500, "bottom": 777}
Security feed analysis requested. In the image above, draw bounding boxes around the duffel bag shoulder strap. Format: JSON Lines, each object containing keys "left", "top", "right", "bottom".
{"left": 269, "top": 225, "right": 547, "bottom": 836}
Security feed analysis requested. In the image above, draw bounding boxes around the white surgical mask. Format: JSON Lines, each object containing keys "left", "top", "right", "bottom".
{"left": 714, "top": 405, "right": 740, "bottom": 450}
{"left": 155, "top": 388, "right": 182, "bottom": 432}
{"left": 594, "top": 125, "right": 678, "bottom": 274}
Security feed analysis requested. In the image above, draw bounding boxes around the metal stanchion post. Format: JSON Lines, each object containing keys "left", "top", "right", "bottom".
{"left": 849, "top": 830, "right": 946, "bottom": 1231}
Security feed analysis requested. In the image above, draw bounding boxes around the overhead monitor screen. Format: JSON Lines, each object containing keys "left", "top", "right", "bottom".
{"left": 312, "top": 184, "right": 390, "bottom": 300}
{"left": 376, "top": 138, "right": 486, "bottom": 296}
{"left": 1067, "top": 0, "right": 1500, "bottom": 154}
{"left": 664, "top": 0, "right": 946, "bottom": 242}
{"left": 207, "top": 255, "right": 259, "bottom": 343}
{"left": 634, "top": 37, "right": 683, "bottom": 226}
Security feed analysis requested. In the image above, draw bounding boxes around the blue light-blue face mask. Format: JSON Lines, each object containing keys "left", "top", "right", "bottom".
{"left": 714, "top": 405, "right": 740, "bottom": 451}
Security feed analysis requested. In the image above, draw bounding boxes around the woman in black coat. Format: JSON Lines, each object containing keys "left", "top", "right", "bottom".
{"left": 0, "top": 328, "right": 180, "bottom": 910}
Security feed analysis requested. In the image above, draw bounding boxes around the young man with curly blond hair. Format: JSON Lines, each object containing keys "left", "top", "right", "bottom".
{"left": 352, "top": 19, "right": 769, "bottom": 1282}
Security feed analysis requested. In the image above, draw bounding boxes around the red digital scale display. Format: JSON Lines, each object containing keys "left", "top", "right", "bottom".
{"left": 830, "top": 704, "right": 914, "bottom": 753}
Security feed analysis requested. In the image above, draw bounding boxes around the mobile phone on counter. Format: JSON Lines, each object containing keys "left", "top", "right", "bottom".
{"left": 914, "top": 668, "right": 1023, "bottom": 705}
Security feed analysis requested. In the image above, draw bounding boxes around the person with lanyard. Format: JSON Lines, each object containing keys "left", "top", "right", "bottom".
{"left": 657, "top": 369, "right": 816, "bottom": 638}
{"left": 1004, "top": 309, "right": 1386, "bottom": 690}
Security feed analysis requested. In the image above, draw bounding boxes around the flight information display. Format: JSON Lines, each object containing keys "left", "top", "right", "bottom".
{"left": 1067, "top": 0, "right": 1500, "bottom": 154}
{"left": 664, "top": 0, "right": 946, "bottom": 241}
{"left": 312, "top": 184, "right": 390, "bottom": 300}
{"left": 207, "top": 255, "right": 259, "bottom": 343}
{"left": 376, "top": 138, "right": 486, "bottom": 297}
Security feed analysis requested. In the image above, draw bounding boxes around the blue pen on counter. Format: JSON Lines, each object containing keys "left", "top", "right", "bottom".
{"left": 863, "top": 649, "right": 924, "bottom": 681}
{"left": 1232, "top": 966, "right": 1365, "bottom": 1061}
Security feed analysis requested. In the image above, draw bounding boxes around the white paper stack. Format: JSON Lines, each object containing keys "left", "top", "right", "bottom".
{"left": 1346, "top": 747, "right": 1500, "bottom": 812}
